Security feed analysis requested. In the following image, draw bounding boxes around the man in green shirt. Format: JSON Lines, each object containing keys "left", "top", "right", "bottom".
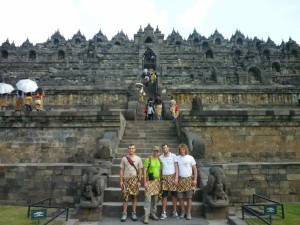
{"left": 143, "top": 146, "right": 162, "bottom": 224}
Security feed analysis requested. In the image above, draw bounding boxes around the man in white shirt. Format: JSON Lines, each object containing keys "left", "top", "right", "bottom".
{"left": 176, "top": 143, "right": 197, "bottom": 220}
{"left": 159, "top": 143, "right": 179, "bottom": 219}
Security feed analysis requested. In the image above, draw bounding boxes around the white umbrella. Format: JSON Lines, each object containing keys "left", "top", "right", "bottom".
{"left": 135, "top": 82, "right": 144, "bottom": 88}
{"left": 0, "top": 83, "right": 14, "bottom": 94}
{"left": 16, "top": 79, "right": 38, "bottom": 93}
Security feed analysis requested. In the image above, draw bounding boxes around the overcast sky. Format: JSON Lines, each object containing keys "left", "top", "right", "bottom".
{"left": 1, "top": 0, "right": 299, "bottom": 46}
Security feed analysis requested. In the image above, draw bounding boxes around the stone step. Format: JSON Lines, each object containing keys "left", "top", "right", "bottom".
{"left": 121, "top": 135, "right": 178, "bottom": 140}
{"left": 125, "top": 120, "right": 175, "bottom": 126}
{"left": 116, "top": 147, "right": 179, "bottom": 154}
{"left": 102, "top": 201, "right": 204, "bottom": 217}
{"left": 113, "top": 157, "right": 166, "bottom": 164}
{"left": 115, "top": 152, "right": 183, "bottom": 159}
{"left": 103, "top": 187, "right": 202, "bottom": 202}
{"left": 118, "top": 142, "right": 180, "bottom": 148}
{"left": 123, "top": 131, "right": 177, "bottom": 136}
{"left": 65, "top": 219, "right": 80, "bottom": 225}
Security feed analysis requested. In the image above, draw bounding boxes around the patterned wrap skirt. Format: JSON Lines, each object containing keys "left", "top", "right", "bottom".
{"left": 145, "top": 178, "right": 161, "bottom": 196}
{"left": 155, "top": 104, "right": 162, "bottom": 116}
{"left": 35, "top": 99, "right": 43, "bottom": 110}
{"left": 122, "top": 176, "right": 139, "bottom": 202}
{"left": 0, "top": 96, "right": 7, "bottom": 107}
{"left": 177, "top": 176, "right": 195, "bottom": 192}
{"left": 15, "top": 98, "right": 24, "bottom": 110}
{"left": 161, "top": 174, "right": 177, "bottom": 191}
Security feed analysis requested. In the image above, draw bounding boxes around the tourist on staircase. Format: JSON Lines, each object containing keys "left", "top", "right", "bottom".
{"left": 35, "top": 87, "right": 45, "bottom": 111}
{"left": 24, "top": 92, "right": 33, "bottom": 111}
{"left": 169, "top": 96, "right": 176, "bottom": 120}
{"left": 139, "top": 86, "right": 146, "bottom": 102}
{"left": 15, "top": 90, "right": 24, "bottom": 111}
{"left": 159, "top": 143, "right": 179, "bottom": 220}
{"left": 154, "top": 94, "right": 162, "bottom": 120}
{"left": 0, "top": 93, "right": 8, "bottom": 111}
{"left": 143, "top": 146, "right": 162, "bottom": 224}
{"left": 176, "top": 143, "right": 198, "bottom": 220}
{"left": 119, "top": 144, "right": 143, "bottom": 222}
{"left": 146, "top": 100, "right": 155, "bottom": 121}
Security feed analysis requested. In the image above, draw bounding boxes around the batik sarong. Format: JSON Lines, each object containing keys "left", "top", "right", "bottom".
{"left": 35, "top": 100, "right": 43, "bottom": 111}
{"left": 122, "top": 176, "right": 139, "bottom": 202}
{"left": 155, "top": 104, "right": 162, "bottom": 118}
{"left": 15, "top": 98, "right": 24, "bottom": 111}
{"left": 177, "top": 176, "right": 195, "bottom": 192}
{"left": 161, "top": 174, "right": 177, "bottom": 191}
{"left": 0, "top": 96, "right": 7, "bottom": 107}
{"left": 145, "top": 179, "right": 161, "bottom": 196}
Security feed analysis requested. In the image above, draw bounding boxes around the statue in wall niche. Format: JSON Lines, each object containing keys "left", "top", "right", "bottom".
{"left": 204, "top": 166, "right": 229, "bottom": 207}
{"left": 181, "top": 128, "right": 205, "bottom": 159}
{"left": 190, "top": 96, "right": 203, "bottom": 113}
{"left": 80, "top": 167, "right": 102, "bottom": 208}
{"left": 101, "top": 102, "right": 110, "bottom": 111}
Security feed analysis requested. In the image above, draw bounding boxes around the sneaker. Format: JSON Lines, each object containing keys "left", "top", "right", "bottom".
{"left": 160, "top": 212, "right": 167, "bottom": 220}
{"left": 121, "top": 212, "right": 127, "bottom": 222}
{"left": 186, "top": 212, "right": 192, "bottom": 220}
{"left": 151, "top": 214, "right": 159, "bottom": 220}
{"left": 171, "top": 211, "right": 178, "bottom": 218}
{"left": 177, "top": 211, "right": 185, "bottom": 219}
{"left": 131, "top": 212, "right": 138, "bottom": 221}
{"left": 143, "top": 216, "right": 149, "bottom": 224}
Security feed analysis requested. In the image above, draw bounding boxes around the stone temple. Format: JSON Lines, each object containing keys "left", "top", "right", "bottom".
{"left": 0, "top": 24, "right": 300, "bottom": 221}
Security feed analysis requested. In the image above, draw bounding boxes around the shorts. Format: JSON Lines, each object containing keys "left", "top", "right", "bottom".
{"left": 177, "top": 190, "right": 193, "bottom": 199}
{"left": 162, "top": 190, "right": 177, "bottom": 198}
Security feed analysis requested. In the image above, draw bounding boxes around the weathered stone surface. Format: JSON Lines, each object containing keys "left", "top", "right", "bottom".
{"left": 203, "top": 204, "right": 228, "bottom": 220}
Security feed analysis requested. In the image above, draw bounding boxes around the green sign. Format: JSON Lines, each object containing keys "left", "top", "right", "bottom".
{"left": 264, "top": 205, "right": 277, "bottom": 215}
{"left": 31, "top": 209, "right": 47, "bottom": 220}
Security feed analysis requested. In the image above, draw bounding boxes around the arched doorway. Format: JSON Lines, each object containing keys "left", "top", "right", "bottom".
{"left": 248, "top": 67, "right": 261, "bottom": 84}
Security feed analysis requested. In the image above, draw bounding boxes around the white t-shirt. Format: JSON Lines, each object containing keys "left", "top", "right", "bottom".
{"left": 147, "top": 105, "right": 154, "bottom": 114}
{"left": 177, "top": 154, "right": 196, "bottom": 178}
{"left": 160, "top": 152, "right": 178, "bottom": 176}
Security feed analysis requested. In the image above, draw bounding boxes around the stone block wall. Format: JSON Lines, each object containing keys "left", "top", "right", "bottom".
{"left": 221, "top": 163, "right": 300, "bottom": 204}
{"left": 180, "top": 109, "right": 300, "bottom": 162}
{"left": 0, "top": 111, "right": 125, "bottom": 164}
{"left": 0, "top": 163, "right": 107, "bottom": 207}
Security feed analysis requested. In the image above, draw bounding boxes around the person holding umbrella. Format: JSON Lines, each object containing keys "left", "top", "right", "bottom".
{"left": 35, "top": 87, "right": 45, "bottom": 111}
{"left": 15, "top": 90, "right": 24, "bottom": 111}
{"left": 15, "top": 79, "right": 38, "bottom": 112}
{"left": 0, "top": 82, "right": 14, "bottom": 111}
{"left": 24, "top": 92, "right": 33, "bottom": 111}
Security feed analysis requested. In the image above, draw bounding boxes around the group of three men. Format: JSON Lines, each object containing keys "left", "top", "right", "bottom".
{"left": 119, "top": 143, "right": 198, "bottom": 224}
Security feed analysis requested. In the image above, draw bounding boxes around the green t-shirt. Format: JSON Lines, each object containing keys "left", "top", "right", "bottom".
{"left": 144, "top": 157, "right": 161, "bottom": 179}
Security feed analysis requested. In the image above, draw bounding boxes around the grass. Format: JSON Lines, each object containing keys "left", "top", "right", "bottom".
{"left": 272, "top": 203, "right": 300, "bottom": 225}
{"left": 245, "top": 203, "right": 300, "bottom": 225}
{"left": 0, "top": 205, "right": 64, "bottom": 225}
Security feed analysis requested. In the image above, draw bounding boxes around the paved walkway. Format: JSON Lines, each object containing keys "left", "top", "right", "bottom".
{"left": 79, "top": 216, "right": 228, "bottom": 225}
{"left": 68, "top": 207, "right": 246, "bottom": 225}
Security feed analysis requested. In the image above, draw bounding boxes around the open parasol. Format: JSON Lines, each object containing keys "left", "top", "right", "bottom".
{"left": 135, "top": 82, "right": 144, "bottom": 88}
{"left": 16, "top": 79, "right": 38, "bottom": 93}
{"left": 0, "top": 83, "right": 14, "bottom": 94}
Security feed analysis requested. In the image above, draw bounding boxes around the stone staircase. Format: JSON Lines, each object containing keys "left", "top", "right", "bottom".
{"left": 102, "top": 102, "right": 204, "bottom": 218}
